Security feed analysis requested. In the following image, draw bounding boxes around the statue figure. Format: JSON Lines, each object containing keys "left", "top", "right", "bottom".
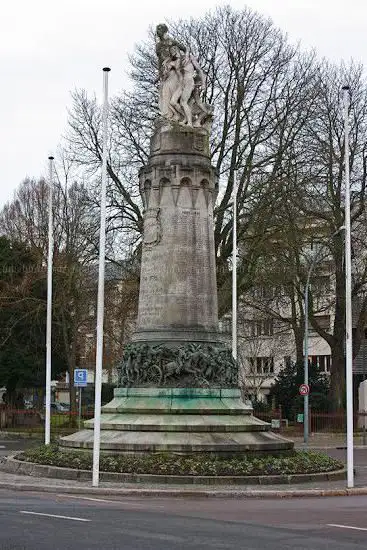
{"left": 155, "top": 24, "right": 213, "bottom": 129}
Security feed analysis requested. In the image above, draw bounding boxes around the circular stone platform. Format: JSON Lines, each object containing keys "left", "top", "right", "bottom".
{"left": 60, "top": 388, "right": 294, "bottom": 455}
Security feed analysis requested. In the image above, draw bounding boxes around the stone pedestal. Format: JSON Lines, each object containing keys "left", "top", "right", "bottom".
{"left": 133, "top": 121, "right": 221, "bottom": 347}
{"left": 61, "top": 388, "right": 293, "bottom": 455}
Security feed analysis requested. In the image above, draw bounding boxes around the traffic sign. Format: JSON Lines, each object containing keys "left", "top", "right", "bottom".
{"left": 299, "top": 383, "right": 310, "bottom": 396}
{"left": 74, "top": 369, "right": 88, "bottom": 387}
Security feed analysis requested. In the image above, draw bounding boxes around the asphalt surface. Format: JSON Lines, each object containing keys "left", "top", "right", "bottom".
{"left": 0, "top": 435, "right": 367, "bottom": 547}
{"left": 320, "top": 446, "right": 367, "bottom": 474}
{"left": 0, "top": 437, "right": 39, "bottom": 457}
{"left": 0, "top": 489, "right": 366, "bottom": 549}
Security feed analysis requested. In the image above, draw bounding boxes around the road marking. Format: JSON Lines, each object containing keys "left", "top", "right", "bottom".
{"left": 327, "top": 524, "right": 367, "bottom": 532}
{"left": 59, "top": 494, "right": 165, "bottom": 508}
{"left": 60, "top": 496, "right": 116, "bottom": 504}
{"left": 20, "top": 511, "right": 90, "bottom": 522}
{"left": 0, "top": 446, "right": 6, "bottom": 449}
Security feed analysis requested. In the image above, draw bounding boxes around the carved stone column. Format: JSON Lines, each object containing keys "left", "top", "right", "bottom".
{"left": 133, "top": 120, "right": 222, "bottom": 346}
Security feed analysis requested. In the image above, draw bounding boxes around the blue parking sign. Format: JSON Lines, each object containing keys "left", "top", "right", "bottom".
{"left": 74, "top": 369, "right": 88, "bottom": 387}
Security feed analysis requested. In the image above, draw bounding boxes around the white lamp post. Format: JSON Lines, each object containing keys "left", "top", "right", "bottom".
{"left": 232, "top": 171, "right": 238, "bottom": 361}
{"left": 92, "top": 67, "right": 111, "bottom": 487}
{"left": 45, "top": 155, "right": 54, "bottom": 445}
{"left": 342, "top": 84, "right": 354, "bottom": 488}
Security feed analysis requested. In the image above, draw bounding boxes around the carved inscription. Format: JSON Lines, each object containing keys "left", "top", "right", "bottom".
{"left": 143, "top": 208, "right": 161, "bottom": 246}
{"left": 138, "top": 244, "right": 167, "bottom": 327}
{"left": 138, "top": 204, "right": 218, "bottom": 330}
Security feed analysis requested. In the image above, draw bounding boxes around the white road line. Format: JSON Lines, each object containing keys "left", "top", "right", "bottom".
{"left": 20, "top": 511, "right": 90, "bottom": 522}
{"left": 327, "top": 524, "right": 367, "bottom": 532}
{"left": 0, "top": 446, "right": 6, "bottom": 449}
{"left": 59, "top": 495, "right": 165, "bottom": 508}
{"left": 61, "top": 496, "right": 116, "bottom": 504}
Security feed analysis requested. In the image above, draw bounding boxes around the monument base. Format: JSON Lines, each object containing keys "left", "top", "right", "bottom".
{"left": 60, "top": 388, "right": 293, "bottom": 456}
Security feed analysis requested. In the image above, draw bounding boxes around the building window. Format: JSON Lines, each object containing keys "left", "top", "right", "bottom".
{"left": 308, "top": 355, "right": 331, "bottom": 372}
{"left": 248, "top": 356, "right": 274, "bottom": 375}
{"left": 253, "top": 286, "right": 275, "bottom": 300}
{"left": 246, "top": 319, "right": 274, "bottom": 337}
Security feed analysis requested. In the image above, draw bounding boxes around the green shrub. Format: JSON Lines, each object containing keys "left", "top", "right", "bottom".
{"left": 18, "top": 446, "right": 343, "bottom": 476}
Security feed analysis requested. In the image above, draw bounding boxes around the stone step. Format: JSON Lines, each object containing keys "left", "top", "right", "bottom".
{"left": 61, "top": 428, "right": 293, "bottom": 454}
{"left": 102, "top": 397, "right": 252, "bottom": 415}
{"left": 113, "top": 388, "right": 246, "bottom": 398}
{"left": 83, "top": 413, "right": 270, "bottom": 433}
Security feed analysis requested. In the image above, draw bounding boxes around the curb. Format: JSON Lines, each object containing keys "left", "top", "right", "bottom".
{"left": 0, "top": 456, "right": 347, "bottom": 486}
{"left": 0, "top": 480, "right": 366, "bottom": 499}
{"left": 295, "top": 445, "right": 367, "bottom": 450}
{"left": 0, "top": 456, "right": 361, "bottom": 498}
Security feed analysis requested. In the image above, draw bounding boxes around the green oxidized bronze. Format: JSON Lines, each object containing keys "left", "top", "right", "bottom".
{"left": 117, "top": 343, "right": 238, "bottom": 388}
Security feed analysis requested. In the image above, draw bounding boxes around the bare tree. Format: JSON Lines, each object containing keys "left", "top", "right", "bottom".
{"left": 51, "top": 7, "right": 367, "bottom": 410}
{"left": 287, "top": 62, "right": 367, "bottom": 408}
{"left": 0, "top": 159, "right": 107, "bottom": 411}
{"left": 64, "top": 6, "right": 321, "bottom": 316}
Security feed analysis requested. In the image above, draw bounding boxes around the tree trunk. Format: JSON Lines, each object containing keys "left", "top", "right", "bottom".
{"left": 294, "top": 327, "right": 305, "bottom": 365}
{"left": 329, "top": 259, "right": 346, "bottom": 411}
{"left": 290, "top": 314, "right": 304, "bottom": 364}
{"left": 330, "top": 343, "right": 345, "bottom": 410}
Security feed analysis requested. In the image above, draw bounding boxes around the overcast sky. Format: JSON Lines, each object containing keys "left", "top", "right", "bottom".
{"left": 1, "top": 0, "right": 366, "bottom": 208}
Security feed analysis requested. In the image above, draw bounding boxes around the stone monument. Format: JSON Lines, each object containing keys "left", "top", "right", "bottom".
{"left": 61, "top": 24, "right": 293, "bottom": 455}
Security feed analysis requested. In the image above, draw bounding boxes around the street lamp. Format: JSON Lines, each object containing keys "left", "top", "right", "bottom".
{"left": 342, "top": 84, "right": 354, "bottom": 488}
{"left": 45, "top": 155, "right": 54, "bottom": 446}
{"left": 92, "top": 67, "right": 111, "bottom": 488}
{"left": 303, "top": 226, "right": 345, "bottom": 446}
{"left": 232, "top": 171, "right": 238, "bottom": 361}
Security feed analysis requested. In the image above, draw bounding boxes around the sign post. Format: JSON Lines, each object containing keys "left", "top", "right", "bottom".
{"left": 78, "top": 388, "right": 82, "bottom": 430}
{"left": 74, "top": 369, "right": 88, "bottom": 430}
{"left": 299, "top": 384, "right": 310, "bottom": 440}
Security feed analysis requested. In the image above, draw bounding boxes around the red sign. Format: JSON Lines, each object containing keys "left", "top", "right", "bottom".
{"left": 299, "top": 384, "right": 310, "bottom": 396}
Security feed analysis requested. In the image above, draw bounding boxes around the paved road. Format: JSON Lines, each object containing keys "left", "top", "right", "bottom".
{"left": 0, "top": 489, "right": 366, "bottom": 549}
{"left": 315, "top": 447, "right": 367, "bottom": 485}
{"left": 330, "top": 446, "right": 367, "bottom": 464}
{"left": 0, "top": 437, "right": 40, "bottom": 457}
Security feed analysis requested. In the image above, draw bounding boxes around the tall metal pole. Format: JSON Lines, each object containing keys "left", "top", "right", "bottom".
{"left": 232, "top": 171, "right": 238, "bottom": 361}
{"left": 92, "top": 67, "right": 110, "bottom": 487}
{"left": 343, "top": 84, "right": 354, "bottom": 488}
{"left": 303, "top": 279, "right": 309, "bottom": 446}
{"left": 45, "top": 156, "right": 54, "bottom": 446}
{"left": 78, "top": 387, "right": 82, "bottom": 431}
